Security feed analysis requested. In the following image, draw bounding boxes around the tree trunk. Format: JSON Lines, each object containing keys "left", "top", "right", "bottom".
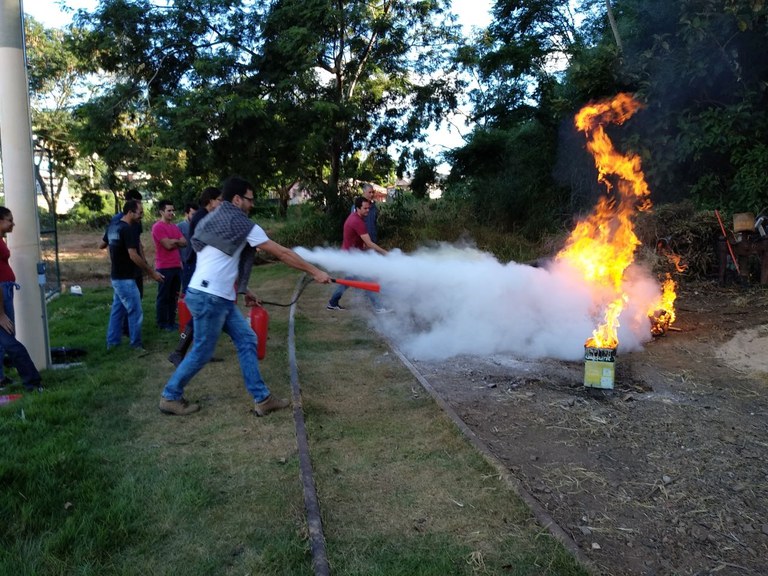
{"left": 327, "top": 132, "right": 343, "bottom": 209}
{"left": 606, "top": 0, "right": 623, "bottom": 53}
{"left": 277, "top": 181, "right": 293, "bottom": 218}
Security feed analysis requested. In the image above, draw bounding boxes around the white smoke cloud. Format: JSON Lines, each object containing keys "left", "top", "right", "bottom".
{"left": 295, "top": 243, "right": 659, "bottom": 361}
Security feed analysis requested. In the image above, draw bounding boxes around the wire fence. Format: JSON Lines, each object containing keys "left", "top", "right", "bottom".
{"left": 39, "top": 211, "right": 61, "bottom": 300}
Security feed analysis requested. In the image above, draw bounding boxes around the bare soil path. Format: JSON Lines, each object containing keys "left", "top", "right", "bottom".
{"left": 408, "top": 283, "right": 768, "bottom": 576}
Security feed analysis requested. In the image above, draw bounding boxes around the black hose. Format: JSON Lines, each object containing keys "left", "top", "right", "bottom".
{"left": 260, "top": 276, "right": 314, "bottom": 307}
{"left": 287, "top": 275, "right": 330, "bottom": 575}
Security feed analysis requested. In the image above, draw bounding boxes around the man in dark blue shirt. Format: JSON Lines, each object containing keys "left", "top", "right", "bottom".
{"left": 105, "top": 200, "right": 163, "bottom": 350}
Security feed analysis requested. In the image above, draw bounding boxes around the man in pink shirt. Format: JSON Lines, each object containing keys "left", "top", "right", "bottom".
{"left": 152, "top": 200, "right": 187, "bottom": 330}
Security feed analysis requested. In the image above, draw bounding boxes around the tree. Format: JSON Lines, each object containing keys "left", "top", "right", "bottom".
{"left": 448, "top": 0, "right": 586, "bottom": 233}
{"left": 25, "top": 16, "right": 82, "bottom": 215}
{"left": 72, "top": 0, "right": 465, "bottom": 216}
{"left": 404, "top": 148, "right": 438, "bottom": 200}
{"left": 588, "top": 0, "right": 768, "bottom": 210}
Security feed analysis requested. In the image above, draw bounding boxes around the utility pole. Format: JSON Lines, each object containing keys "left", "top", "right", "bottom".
{"left": 0, "top": 0, "right": 50, "bottom": 369}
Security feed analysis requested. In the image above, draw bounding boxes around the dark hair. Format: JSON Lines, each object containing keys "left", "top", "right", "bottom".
{"left": 125, "top": 189, "right": 142, "bottom": 201}
{"left": 157, "top": 199, "right": 174, "bottom": 212}
{"left": 0, "top": 207, "right": 10, "bottom": 220}
{"left": 184, "top": 202, "right": 198, "bottom": 215}
{"left": 221, "top": 176, "right": 253, "bottom": 202}
{"left": 353, "top": 196, "right": 370, "bottom": 210}
{"left": 123, "top": 199, "right": 141, "bottom": 214}
{"left": 199, "top": 186, "right": 221, "bottom": 207}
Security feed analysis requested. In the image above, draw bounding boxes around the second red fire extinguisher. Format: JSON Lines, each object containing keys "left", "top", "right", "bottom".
{"left": 249, "top": 305, "right": 269, "bottom": 360}
{"left": 177, "top": 294, "right": 192, "bottom": 333}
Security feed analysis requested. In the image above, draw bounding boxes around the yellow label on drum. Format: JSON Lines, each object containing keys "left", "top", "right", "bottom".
{"left": 583, "top": 346, "right": 616, "bottom": 389}
{"left": 584, "top": 359, "right": 615, "bottom": 389}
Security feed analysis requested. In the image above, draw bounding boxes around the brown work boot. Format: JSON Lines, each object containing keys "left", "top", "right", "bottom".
{"left": 159, "top": 397, "right": 200, "bottom": 416}
{"left": 253, "top": 395, "right": 290, "bottom": 417}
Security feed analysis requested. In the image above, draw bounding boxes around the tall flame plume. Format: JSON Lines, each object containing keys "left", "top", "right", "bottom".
{"left": 556, "top": 93, "right": 675, "bottom": 349}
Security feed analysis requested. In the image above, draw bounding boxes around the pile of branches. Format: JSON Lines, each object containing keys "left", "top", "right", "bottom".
{"left": 634, "top": 201, "right": 721, "bottom": 280}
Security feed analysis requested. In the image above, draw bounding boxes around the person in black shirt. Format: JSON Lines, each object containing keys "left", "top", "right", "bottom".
{"left": 105, "top": 200, "right": 163, "bottom": 350}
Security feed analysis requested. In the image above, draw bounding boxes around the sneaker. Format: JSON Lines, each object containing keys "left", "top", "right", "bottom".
{"left": 159, "top": 397, "right": 200, "bottom": 416}
{"left": 326, "top": 303, "right": 346, "bottom": 310}
{"left": 253, "top": 395, "right": 290, "bottom": 417}
{"left": 373, "top": 307, "right": 393, "bottom": 314}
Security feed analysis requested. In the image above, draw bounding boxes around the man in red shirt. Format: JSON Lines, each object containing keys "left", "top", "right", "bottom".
{"left": 327, "top": 196, "right": 389, "bottom": 312}
{"left": 152, "top": 200, "right": 187, "bottom": 330}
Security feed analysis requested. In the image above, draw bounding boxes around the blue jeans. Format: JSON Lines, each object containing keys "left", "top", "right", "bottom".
{"left": 0, "top": 282, "right": 18, "bottom": 379}
{"left": 156, "top": 267, "right": 181, "bottom": 328}
{"left": 329, "top": 276, "right": 381, "bottom": 308}
{"left": 0, "top": 282, "right": 40, "bottom": 388}
{"left": 0, "top": 325, "right": 41, "bottom": 390}
{"left": 107, "top": 278, "right": 144, "bottom": 348}
{"left": 161, "top": 288, "right": 270, "bottom": 402}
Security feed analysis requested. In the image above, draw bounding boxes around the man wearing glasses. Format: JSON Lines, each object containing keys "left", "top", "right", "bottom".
{"left": 159, "top": 176, "right": 331, "bottom": 417}
{"left": 152, "top": 199, "right": 187, "bottom": 331}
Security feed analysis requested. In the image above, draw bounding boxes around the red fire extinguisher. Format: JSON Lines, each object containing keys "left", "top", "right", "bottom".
{"left": 249, "top": 305, "right": 269, "bottom": 360}
{"left": 178, "top": 294, "right": 192, "bottom": 333}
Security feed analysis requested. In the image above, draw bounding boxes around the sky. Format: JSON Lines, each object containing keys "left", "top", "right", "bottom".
{"left": 25, "top": 0, "right": 97, "bottom": 28}
{"left": 27, "top": 0, "right": 491, "bottom": 33}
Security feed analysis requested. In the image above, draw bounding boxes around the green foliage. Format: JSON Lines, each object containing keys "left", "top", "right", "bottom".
{"left": 26, "top": 0, "right": 768, "bottom": 237}
{"left": 447, "top": 120, "right": 568, "bottom": 238}
{"left": 378, "top": 193, "right": 419, "bottom": 247}
{"left": 448, "top": 0, "right": 768, "bottom": 236}
{"left": 634, "top": 201, "right": 721, "bottom": 279}
{"left": 407, "top": 150, "right": 439, "bottom": 200}
{"left": 270, "top": 206, "right": 335, "bottom": 248}
{"left": 25, "top": 16, "right": 85, "bottom": 215}
{"left": 731, "top": 143, "right": 768, "bottom": 213}
{"left": 61, "top": 191, "right": 114, "bottom": 228}
{"left": 79, "top": 191, "right": 105, "bottom": 213}
{"left": 674, "top": 103, "right": 768, "bottom": 212}
{"left": 376, "top": 194, "right": 541, "bottom": 261}
{"left": 612, "top": 0, "right": 768, "bottom": 211}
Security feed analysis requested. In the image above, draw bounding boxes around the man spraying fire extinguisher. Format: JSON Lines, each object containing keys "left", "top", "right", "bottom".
{"left": 158, "top": 176, "right": 330, "bottom": 417}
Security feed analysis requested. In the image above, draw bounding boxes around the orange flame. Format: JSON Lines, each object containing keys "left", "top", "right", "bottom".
{"left": 647, "top": 247, "right": 686, "bottom": 335}
{"left": 557, "top": 93, "right": 669, "bottom": 349}
{"left": 648, "top": 273, "right": 677, "bottom": 336}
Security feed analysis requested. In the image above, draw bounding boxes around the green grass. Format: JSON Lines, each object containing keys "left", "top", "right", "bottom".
{"left": 0, "top": 267, "right": 589, "bottom": 575}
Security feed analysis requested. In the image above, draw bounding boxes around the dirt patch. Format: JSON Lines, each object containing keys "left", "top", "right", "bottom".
{"left": 56, "top": 229, "right": 155, "bottom": 289}
{"left": 409, "top": 282, "right": 768, "bottom": 576}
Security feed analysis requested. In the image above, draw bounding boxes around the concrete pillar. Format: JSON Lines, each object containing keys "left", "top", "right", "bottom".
{"left": 0, "top": 0, "right": 50, "bottom": 369}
